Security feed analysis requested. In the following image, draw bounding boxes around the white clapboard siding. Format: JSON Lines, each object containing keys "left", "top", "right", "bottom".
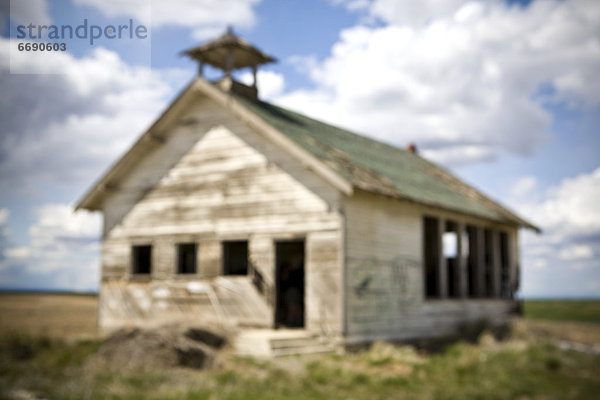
{"left": 343, "top": 189, "right": 518, "bottom": 342}
{"left": 105, "top": 124, "right": 340, "bottom": 242}
{"left": 99, "top": 94, "right": 343, "bottom": 332}
{"left": 98, "top": 277, "right": 272, "bottom": 332}
{"left": 102, "top": 97, "right": 341, "bottom": 235}
{"left": 306, "top": 230, "right": 341, "bottom": 335}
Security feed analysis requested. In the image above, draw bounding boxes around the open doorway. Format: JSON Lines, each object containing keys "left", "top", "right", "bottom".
{"left": 275, "top": 240, "right": 305, "bottom": 328}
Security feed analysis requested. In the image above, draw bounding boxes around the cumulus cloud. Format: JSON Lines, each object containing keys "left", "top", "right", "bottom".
{"left": 517, "top": 168, "right": 600, "bottom": 240}
{"left": 0, "top": 208, "right": 8, "bottom": 225}
{"left": 74, "top": 0, "right": 261, "bottom": 39}
{"left": 0, "top": 38, "right": 187, "bottom": 192}
{"left": 329, "top": 0, "right": 371, "bottom": 12}
{"left": 508, "top": 169, "right": 600, "bottom": 297}
{"left": 0, "top": 208, "right": 10, "bottom": 265}
{"left": 0, "top": 37, "right": 188, "bottom": 291}
{"left": 275, "top": 0, "right": 600, "bottom": 165}
{"left": 25, "top": 204, "right": 100, "bottom": 273}
{"left": 509, "top": 176, "right": 538, "bottom": 200}
{"left": 559, "top": 245, "right": 593, "bottom": 261}
{"left": 371, "top": 0, "right": 490, "bottom": 26}
{"left": 334, "top": 0, "right": 473, "bottom": 25}
{"left": 0, "top": 204, "right": 101, "bottom": 291}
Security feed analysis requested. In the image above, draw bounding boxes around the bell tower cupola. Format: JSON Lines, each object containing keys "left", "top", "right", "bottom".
{"left": 183, "top": 26, "right": 276, "bottom": 100}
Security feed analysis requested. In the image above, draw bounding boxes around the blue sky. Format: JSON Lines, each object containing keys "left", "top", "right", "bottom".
{"left": 0, "top": 0, "right": 598, "bottom": 297}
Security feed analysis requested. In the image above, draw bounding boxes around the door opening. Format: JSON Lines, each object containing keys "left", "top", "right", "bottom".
{"left": 275, "top": 240, "right": 305, "bottom": 328}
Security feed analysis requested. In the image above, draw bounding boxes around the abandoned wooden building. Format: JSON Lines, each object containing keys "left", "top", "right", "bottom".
{"left": 76, "top": 29, "right": 539, "bottom": 355}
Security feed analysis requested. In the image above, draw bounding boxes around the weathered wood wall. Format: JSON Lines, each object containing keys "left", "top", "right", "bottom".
{"left": 343, "top": 190, "right": 519, "bottom": 343}
{"left": 98, "top": 277, "right": 272, "bottom": 332}
{"left": 97, "top": 91, "right": 521, "bottom": 342}
{"left": 99, "top": 95, "right": 342, "bottom": 334}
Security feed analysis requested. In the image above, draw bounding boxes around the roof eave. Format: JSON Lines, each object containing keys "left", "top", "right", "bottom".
{"left": 75, "top": 78, "right": 200, "bottom": 211}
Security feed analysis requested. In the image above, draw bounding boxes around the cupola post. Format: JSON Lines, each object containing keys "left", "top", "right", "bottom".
{"left": 252, "top": 65, "right": 258, "bottom": 89}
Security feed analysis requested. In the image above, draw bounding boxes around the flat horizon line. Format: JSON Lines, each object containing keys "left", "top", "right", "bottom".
{"left": 0, "top": 287, "right": 598, "bottom": 300}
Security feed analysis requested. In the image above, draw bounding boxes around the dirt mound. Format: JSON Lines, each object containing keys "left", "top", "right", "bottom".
{"left": 92, "top": 324, "right": 229, "bottom": 370}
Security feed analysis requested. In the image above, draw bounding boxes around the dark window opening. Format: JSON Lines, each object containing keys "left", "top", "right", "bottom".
{"left": 223, "top": 241, "right": 248, "bottom": 275}
{"left": 423, "top": 216, "right": 441, "bottom": 298}
{"left": 132, "top": 245, "right": 151, "bottom": 275}
{"left": 422, "top": 217, "right": 511, "bottom": 300}
{"left": 177, "top": 243, "right": 197, "bottom": 274}
{"left": 466, "top": 225, "right": 478, "bottom": 298}
{"left": 444, "top": 220, "right": 460, "bottom": 298}
{"left": 499, "top": 232, "right": 511, "bottom": 299}
{"left": 483, "top": 229, "right": 494, "bottom": 297}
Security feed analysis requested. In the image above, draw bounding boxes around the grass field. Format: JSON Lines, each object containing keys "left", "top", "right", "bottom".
{"left": 0, "top": 294, "right": 598, "bottom": 400}
{"left": 0, "top": 293, "right": 98, "bottom": 339}
{"left": 522, "top": 299, "right": 600, "bottom": 323}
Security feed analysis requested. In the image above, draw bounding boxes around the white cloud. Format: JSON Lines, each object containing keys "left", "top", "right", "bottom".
{"left": 559, "top": 245, "right": 593, "bottom": 261}
{"left": 509, "top": 176, "right": 538, "bottom": 199}
{"left": 29, "top": 204, "right": 100, "bottom": 246}
{"left": 329, "top": 0, "right": 371, "bottom": 12}
{"left": 4, "top": 246, "right": 29, "bottom": 259}
{"left": 0, "top": 208, "right": 8, "bottom": 225}
{"left": 74, "top": 0, "right": 261, "bottom": 39}
{"left": 0, "top": 38, "right": 188, "bottom": 291}
{"left": 275, "top": 0, "right": 600, "bottom": 165}
{"left": 421, "top": 145, "right": 495, "bottom": 166}
{"left": 0, "top": 38, "right": 187, "bottom": 190}
{"left": 331, "top": 0, "right": 470, "bottom": 21}
{"left": 518, "top": 168, "right": 600, "bottom": 239}
{"left": 370, "top": 0, "right": 472, "bottom": 26}
{"left": 509, "top": 168, "right": 600, "bottom": 297}
{"left": 238, "top": 69, "right": 285, "bottom": 100}
{"left": 531, "top": 258, "right": 547, "bottom": 270}
{"left": 0, "top": 204, "right": 101, "bottom": 291}
{"left": 0, "top": 209, "right": 9, "bottom": 262}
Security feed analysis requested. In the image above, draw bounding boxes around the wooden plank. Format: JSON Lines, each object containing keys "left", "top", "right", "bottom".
{"left": 491, "top": 230, "right": 502, "bottom": 298}
{"left": 457, "top": 222, "right": 467, "bottom": 298}
{"left": 474, "top": 226, "right": 486, "bottom": 297}
{"left": 306, "top": 231, "right": 341, "bottom": 335}
{"left": 438, "top": 218, "right": 448, "bottom": 299}
{"left": 105, "top": 125, "right": 340, "bottom": 241}
{"left": 198, "top": 240, "right": 221, "bottom": 278}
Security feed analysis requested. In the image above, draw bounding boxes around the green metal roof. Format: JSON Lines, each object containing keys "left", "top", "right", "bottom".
{"left": 236, "top": 96, "right": 538, "bottom": 230}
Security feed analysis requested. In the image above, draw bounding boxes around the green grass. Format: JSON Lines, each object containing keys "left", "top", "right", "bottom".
{"left": 523, "top": 300, "right": 600, "bottom": 323}
{"left": 1, "top": 332, "right": 599, "bottom": 400}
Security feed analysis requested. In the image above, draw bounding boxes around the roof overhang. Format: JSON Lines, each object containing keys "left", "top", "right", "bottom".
{"left": 183, "top": 30, "right": 276, "bottom": 70}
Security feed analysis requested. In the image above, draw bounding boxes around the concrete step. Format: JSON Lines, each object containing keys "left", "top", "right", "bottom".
{"left": 272, "top": 343, "right": 335, "bottom": 357}
{"left": 233, "top": 329, "right": 335, "bottom": 357}
{"left": 270, "top": 336, "right": 320, "bottom": 349}
{"left": 269, "top": 333, "right": 334, "bottom": 356}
